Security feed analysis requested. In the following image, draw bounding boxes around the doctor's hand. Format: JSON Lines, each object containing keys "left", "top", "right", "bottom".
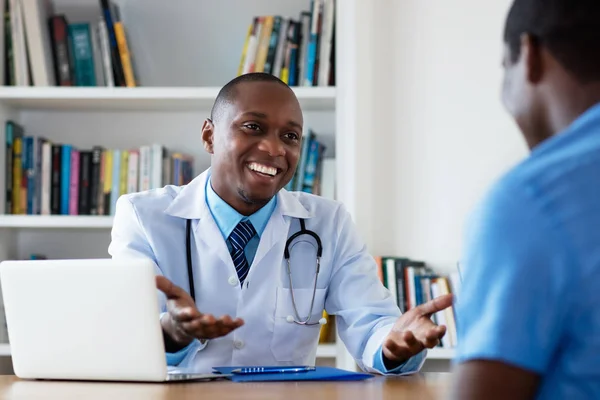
{"left": 156, "top": 276, "right": 244, "bottom": 346}
{"left": 382, "top": 294, "right": 454, "bottom": 369}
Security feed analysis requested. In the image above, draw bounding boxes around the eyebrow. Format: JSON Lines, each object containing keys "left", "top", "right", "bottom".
{"left": 241, "top": 111, "right": 302, "bottom": 130}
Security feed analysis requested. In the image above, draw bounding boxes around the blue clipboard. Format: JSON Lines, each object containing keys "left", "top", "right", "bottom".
{"left": 212, "top": 366, "right": 373, "bottom": 382}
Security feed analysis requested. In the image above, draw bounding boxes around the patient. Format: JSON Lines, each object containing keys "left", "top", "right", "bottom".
{"left": 450, "top": 0, "right": 600, "bottom": 399}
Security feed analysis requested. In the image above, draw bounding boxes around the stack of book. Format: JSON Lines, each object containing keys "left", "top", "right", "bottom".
{"left": 3, "top": 120, "right": 194, "bottom": 216}
{"left": 374, "top": 256, "right": 461, "bottom": 349}
{"left": 2, "top": 0, "right": 136, "bottom": 87}
{"left": 285, "top": 130, "right": 334, "bottom": 199}
{"left": 237, "top": 0, "right": 335, "bottom": 87}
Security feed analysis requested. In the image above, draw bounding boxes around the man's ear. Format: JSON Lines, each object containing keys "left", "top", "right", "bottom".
{"left": 521, "top": 33, "right": 543, "bottom": 84}
{"left": 201, "top": 118, "right": 215, "bottom": 154}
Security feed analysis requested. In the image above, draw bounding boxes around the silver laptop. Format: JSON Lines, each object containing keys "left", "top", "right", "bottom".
{"left": 0, "top": 258, "right": 227, "bottom": 382}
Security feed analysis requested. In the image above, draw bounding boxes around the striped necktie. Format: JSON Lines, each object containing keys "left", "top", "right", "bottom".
{"left": 228, "top": 220, "right": 256, "bottom": 285}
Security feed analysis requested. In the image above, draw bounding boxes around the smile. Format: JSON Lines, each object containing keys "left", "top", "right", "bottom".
{"left": 247, "top": 162, "right": 279, "bottom": 177}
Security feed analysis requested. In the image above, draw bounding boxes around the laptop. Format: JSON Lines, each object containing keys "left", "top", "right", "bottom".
{"left": 0, "top": 258, "right": 228, "bottom": 382}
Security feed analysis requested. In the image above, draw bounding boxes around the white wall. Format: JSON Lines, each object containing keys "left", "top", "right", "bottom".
{"left": 368, "top": 0, "right": 528, "bottom": 272}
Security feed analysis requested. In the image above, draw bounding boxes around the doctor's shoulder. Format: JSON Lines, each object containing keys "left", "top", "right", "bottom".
{"left": 285, "top": 190, "right": 349, "bottom": 221}
{"left": 114, "top": 184, "right": 184, "bottom": 222}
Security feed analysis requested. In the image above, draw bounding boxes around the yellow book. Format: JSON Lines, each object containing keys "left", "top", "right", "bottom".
{"left": 103, "top": 150, "right": 113, "bottom": 214}
{"left": 318, "top": 310, "right": 330, "bottom": 343}
{"left": 120, "top": 150, "right": 129, "bottom": 195}
{"left": 114, "top": 22, "right": 136, "bottom": 87}
{"left": 237, "top": 20, "right": 254, "bottom": 76}
{"left": 254, "top": 16, "right": 273, "bottom": 73}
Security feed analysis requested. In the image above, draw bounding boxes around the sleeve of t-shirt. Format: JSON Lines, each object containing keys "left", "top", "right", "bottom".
{"left": 454, "top": 179, "right": 571, "bottom": 374}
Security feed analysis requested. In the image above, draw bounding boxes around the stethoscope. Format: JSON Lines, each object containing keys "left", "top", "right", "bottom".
{"left": 185, "top": 218, "right": 327, "bottom": 326}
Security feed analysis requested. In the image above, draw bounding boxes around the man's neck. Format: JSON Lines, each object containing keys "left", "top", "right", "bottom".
{"left": 547, "top": 84, "right": 600, "bottom": 138}
{"left": 210, "top": 181, "right": 269, "bottom": 216}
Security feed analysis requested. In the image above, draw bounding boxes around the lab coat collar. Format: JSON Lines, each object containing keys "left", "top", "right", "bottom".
{"left": 163, "top": 168, "right": 313, "bottom": 220}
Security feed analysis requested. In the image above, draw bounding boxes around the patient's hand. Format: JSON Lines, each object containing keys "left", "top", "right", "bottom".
{"left": 156, "top": 276, "right": 244, "bottom": 346}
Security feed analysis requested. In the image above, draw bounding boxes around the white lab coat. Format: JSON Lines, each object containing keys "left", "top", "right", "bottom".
{"left": 108, "top": 169, "right": 422, "bottom": 374}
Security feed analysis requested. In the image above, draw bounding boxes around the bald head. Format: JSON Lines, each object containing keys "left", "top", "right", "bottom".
{"left": 210, "top": 73, "right": 294, "bottom": 123}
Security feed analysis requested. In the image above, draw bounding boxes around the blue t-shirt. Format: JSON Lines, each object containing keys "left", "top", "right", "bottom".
{"left": 455, "top": 103, "right": 600, "bottom": 398}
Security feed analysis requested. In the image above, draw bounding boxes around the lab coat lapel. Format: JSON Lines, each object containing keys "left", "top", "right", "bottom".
{"left": 164, "top": 169, "right": 233, "bottom": 269}
{"left": 251, "top": 189, "right": 313, "bottom": 270}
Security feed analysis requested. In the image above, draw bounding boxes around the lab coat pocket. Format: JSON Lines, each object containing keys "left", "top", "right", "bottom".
{"left": 270, "top": 287, "right": 327, "bottom": 362}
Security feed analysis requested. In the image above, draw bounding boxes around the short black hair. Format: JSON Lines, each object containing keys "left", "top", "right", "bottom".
{"left": 210, "top": 73, "right": 292, "bottom": 122}
{"left": 503, "top": 0, "right": 600, "bottom": 83}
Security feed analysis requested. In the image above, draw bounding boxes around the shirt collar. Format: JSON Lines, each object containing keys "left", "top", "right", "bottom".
{"left": 205, "top": 176, "right": 277, "bottom": 240}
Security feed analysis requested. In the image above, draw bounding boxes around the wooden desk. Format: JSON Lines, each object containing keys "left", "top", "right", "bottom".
{"left": 0, "top": 373, "right": 450, "bottom": 399}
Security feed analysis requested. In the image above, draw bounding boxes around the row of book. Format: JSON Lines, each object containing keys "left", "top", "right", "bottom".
{"left": 374, "top": 256, "right": 461, "bottom": 349}
{"left": 285, "top": 129, "right": 334, "bottom": 199}
{"left": 4, "top": 121, "right": 194, "bottom": 216}
{"left": 237, "top": 0, "right": 335, "bottom": 87}
{"left": 3, "top": 0, "right": 135, "bottom": 87}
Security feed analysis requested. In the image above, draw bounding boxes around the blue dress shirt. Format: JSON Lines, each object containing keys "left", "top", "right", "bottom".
{"left": 167, "top": 177, "right": 421, "bottom": 374}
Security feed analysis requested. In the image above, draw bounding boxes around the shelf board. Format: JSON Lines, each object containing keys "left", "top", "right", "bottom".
{"left": 427, "top": 348, "right": 455, "bottom": 360}
{"left": 0, "top": 215, "right": 114, "bottom": 229}
{"left": 316, "top": 343, "right": 337, "bottom": 358}
{"left": 0, "top": 86, "right": 336, "bottom": 112}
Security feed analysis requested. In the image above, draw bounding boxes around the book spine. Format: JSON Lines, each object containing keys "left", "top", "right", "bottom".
{"left": 113, "top": 22, "right": 135, "bottom": 87}
{"left": 5, "top": 122, "right": 13, "bottom": 214}
{"left": 110, "top": 149, "right": 120, "bottom": 215}
{"left": 78, "top": 151, "right": 91, "bottom": 215}
{"left": 48, "top": 15, "right": 72, "bottom": 86}
{"left": 69, "top": 149, "right": 79, "bottom": 215}
{"left": 24, "top": 136, "right": 34, "bottom": 214}
{"left": 60, "top": 144, "right": 71, "bottom": 215}
{"left": 264, "top": 16, "right": 281, "bottom": 75}
{"left": 97, "top": 150, "right": 106, "bottom": 215}
{"left": 68, "top": 23, "right": 96, "bottom": 86}
{"left": 127, "top": 150, "right": 138, "bottom": 193}
{"left": 102, "top": 150, "right": 113, "bottom": 215}
{"left": 50, "top": 144, "right": 61, "bottom": 215}
{"left": 97, "top": 18, "right": 114, "bottom": 86}
{"left": 99, "top": 0, "right": 125, "bottom": 86}
{"left": 119, "top": 150, "right": 128, "bottom": 195}
{"left": 40, "top": 141, "right": 51, "bottom": 215}
{"left": 89, "top": 146, "right": 102, "bottom": 215}
{"left": 34, "top": 137, "right": 43, "bottom": 214}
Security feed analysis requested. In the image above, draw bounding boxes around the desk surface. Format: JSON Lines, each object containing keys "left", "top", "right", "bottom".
{"left": 0, "top": 373, "right": 451, "bottom": 400}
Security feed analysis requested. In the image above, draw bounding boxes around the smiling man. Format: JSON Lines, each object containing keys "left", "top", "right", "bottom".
{"left": 108, "top": 72, "right": 452, "bottom": 374}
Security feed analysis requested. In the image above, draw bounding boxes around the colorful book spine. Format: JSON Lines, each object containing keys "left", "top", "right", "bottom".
{"left": 69, "top": 149, "right": 80, "bottom": 215}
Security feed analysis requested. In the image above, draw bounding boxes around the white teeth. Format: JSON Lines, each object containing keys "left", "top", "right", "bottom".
{"left": 248, "top": 162, "right": 277, "bottom": 176}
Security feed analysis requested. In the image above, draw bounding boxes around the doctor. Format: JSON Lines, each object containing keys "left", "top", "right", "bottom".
{"left": 108, "top": 72, "right": 452, "bottom": 374}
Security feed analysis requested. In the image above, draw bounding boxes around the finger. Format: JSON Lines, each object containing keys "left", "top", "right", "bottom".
{"left": 183, "top": 316, "right": 244, "bottom": 339}
{"left": 425, "top": 325, "right": 446, "bottom": 341}
{"left": 413, "top": 294, "right": 453, "bottom": 317}
{"left": 423, "top": 326, "right": 445, "bottom": 348}
{"left": 156, "top": 276, "right": 187, "bottom": 300}
{"left": 382, "top": 331, "right": 423, "bottom": 362}
{"left": 170, "top": 305, "right": 201, "bottom": 322}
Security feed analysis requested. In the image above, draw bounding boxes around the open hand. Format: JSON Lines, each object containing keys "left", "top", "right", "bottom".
{"left": 156, "top": 275, "right": 244, "bottom": 346}
{"left": 382, "top": 294, "right": 453, "bottom": 368}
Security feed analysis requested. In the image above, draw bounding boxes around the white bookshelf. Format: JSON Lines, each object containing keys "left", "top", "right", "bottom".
{"left": 427, "top": 348, "right": 456, "bottom": 360}
{"left": 0, "top": 86, "right": 336, "bottom": 112}
{"left": 0, "top": 0, "right": 370, "bottom": 372}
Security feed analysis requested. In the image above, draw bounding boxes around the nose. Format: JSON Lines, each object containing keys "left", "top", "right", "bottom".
{"left": 258, "top": 134, "right": 285, "bottom": 157}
